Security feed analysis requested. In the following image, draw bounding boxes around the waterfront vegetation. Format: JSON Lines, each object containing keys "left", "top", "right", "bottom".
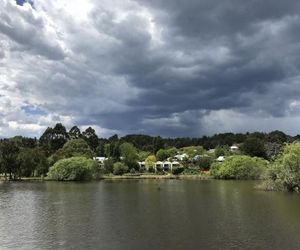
{"left": 210, "top": 156, "right": 268, "bottom": 180}
{"left": 0, "top": 123, "right": 300, "bottom": 192}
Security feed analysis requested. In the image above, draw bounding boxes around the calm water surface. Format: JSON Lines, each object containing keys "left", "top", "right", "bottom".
{"left": 0, "top": 180, "right": 300, "bottom": 250}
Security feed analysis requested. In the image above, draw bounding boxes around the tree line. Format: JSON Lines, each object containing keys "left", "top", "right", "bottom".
{"left": 0, "top": 123, "right": 298, "bottom": 181}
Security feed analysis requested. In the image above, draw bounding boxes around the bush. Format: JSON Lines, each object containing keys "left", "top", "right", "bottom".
{"left": 47, "top": 157, "right": 97, "bottom": 181}
{"left": 261, "top": 143, "right": 300, "bottom": 192}
{"left": 210, "top": 155, "right": 268, "bottom": 180}
{"left": 113, "top": 162, "right": 129, "bottom": 175}
{"left": 104, "top": 158, "right": 114, "bottom": 174}
{"left": 194, "top": 156, "right": 212, "bottom": 170}
{"left": 171, "top": 167, "right": 184, "bottom": 175}
{"left": 182, "top": 167, "right": 202, "bottom": 175}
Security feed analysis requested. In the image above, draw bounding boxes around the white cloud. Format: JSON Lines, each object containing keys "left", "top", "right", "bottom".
{"left": 1, "top": 0, "right": 300, "bottom": 138}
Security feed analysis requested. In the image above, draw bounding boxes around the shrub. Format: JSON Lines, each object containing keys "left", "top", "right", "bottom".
{"left": 104, "top": 158, "right": 114, "bottom": 174}
{"left": 113, "top": 162, "right": 129, "bottom": 175}
{"left": 194, "top": 156, "right": 213, "bottom": 170}
{"left": 261, "top": 143, "right": 300, "bottom": 192}
{"left": 210, "top": 155, "right": 268, "bottom": 180}
{"left": 47, "top": 157, "right": 97, "bottom": 181}
{"left": 171, "top": 167, "right": 184, "bottom": 175}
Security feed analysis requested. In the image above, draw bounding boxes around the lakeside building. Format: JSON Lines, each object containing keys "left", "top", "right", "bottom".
{"left": 230, "top": 145, "right": 239, "bottom": 152}
{"left": 93, "top": 157, "right": 108, "bottom": 167}
{"left": 216, "top": 156, "right": 225, "bottom": 162}
{"left": 138, "top": 161, "right": 181, "bottom": 172}
{"left": 174, "top": 153, "right": 188, "bottom": 161}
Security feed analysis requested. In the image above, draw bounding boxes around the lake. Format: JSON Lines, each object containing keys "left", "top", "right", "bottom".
{"left": 0, "top": 180, "right": 300, "bottom": 250}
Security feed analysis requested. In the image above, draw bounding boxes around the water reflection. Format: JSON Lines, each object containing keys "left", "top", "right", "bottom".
{"left": 0, "top": 180, "right": 300, "bottom": 250}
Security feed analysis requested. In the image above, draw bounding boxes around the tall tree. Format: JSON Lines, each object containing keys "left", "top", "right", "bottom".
{"left": 0, "top": 140, "right": 20, "bottom": 179}
{"left": 241, "top": 137, "right": 266, "bottom": 159}
{"left": 120, "top": 142, "right": 139, "bottom": 170}
{"left": 82, "top": 127, "right": 99, "bottom": 151}
{"left": 39, "top": 123, "right": 69, "bottom": 154}
{"left": 68, "top": 126, "right": 82, "bottom": 139}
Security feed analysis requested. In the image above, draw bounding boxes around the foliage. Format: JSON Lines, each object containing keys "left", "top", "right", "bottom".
{"left": 241, "top": 137, "right": 267, "bottom": 158}
{"left": 264, "top": 142, "right": 283, "bottom": 160}
{"left": 82, "top": 127, "right": 99, "bottom": 151}
{"left": 145, "top": 155, "right": 156, "bottom": 168}
{"left": 210, "top": 155, "right": 268, "bottom": 180}
{"left": 214, "top": 145, "right": 230, "bottom": 157}
{"left": 0, "top": 140, "right": 20, "bottom": 179}
{"left": 194, "top": 155, "right": 213, "bottom": 170}
{"left": 156, "top": 149, "right": 169, "bottom": 161}
{"left": 137, "top": 151, "right": 151, "bottom": 161}
{"left": 171, "top": 166, "right": 184, "bottom": 175}
{"left": 68, "top": 126, "right": 82, "bottom": 139}
{"left": 60, "top": 139, "right": 94, "bottom": 158}
{"left": 103, "top": 158, "right": 114, "bottom": 174}
{"left": 39, "top": 123, "right": 69, "bottom": 155}
{"left": 182, "top": 146, "right": 205, "bottom": 157}
{"left": 120, "top": 142, "right": 139, "bottom": 170}
{"left": 262, "top": 143, "right": 300, "bottom": 192}
{"left": 48, "top": 139, "right": 94, "bottom": 166}
{"left": 113, "top": 162, "right": 129, "bottom": 175}
{"left": 47, "top": 157, "right": 97, "bottom": 181}
{"left": 18, "top": 147, "right": 48, "bottom": 177}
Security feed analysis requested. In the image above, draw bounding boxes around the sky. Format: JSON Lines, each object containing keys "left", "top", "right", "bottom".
{"left": 1, "top": 0, "right": 300, "bottom": 138}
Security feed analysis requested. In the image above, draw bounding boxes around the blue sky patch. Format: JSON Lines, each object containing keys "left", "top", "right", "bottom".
{"left": 21, "top": 105, "right": 47, "bottom": 116}
{"left": 16, "top": 0, "right": 34, "bottom": 7}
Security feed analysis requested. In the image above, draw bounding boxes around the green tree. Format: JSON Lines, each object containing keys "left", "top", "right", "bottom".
{"left": 166, "top": 147, "right": 178, "bottom": 158}
{"left": 210, "top": 155, "right": 268, "bottom": 180}
{"left": 241, "top": 137, "right": 266, "bottom": 158}
{"left": 96, "top": 141, "right": 105, "bottom": 156}
{"left": 17, "top": 147, "right": 49, "bottom": 177}
{"left": 47, "top": 157, "right": 97, "bottom": 181}
{"left": 103, "top": 158, "right": 114, "bottom": 174}
{"left": 194, "top": 156, "right": 212, "bottom": 171}
{"left": 0, "top": 140, "right": 20, "bottom": 179}
{"left": 39, "top": 123, "right": 69, "bottom": 154}
{"left": 60, "top": 139, "right": 94, "bottom": 158}
{"left": 152, "top": 136, "right": 164, "bottom": 153}
{"left": 156, "top": 149, "right": 169, "bottom": 161}
{"left": 214, "top": 145, "right": 230, "bottom": 158}
{"left": 68, "top": 126, "right": 82, "bottom": 139}
{"left": 48, "top": 139, "right": 94, "bottom": 166}
{"left": 18, "top": 148, "right": 35, "bottom": 177}
{"left": 262, "top": 143, "right": 300, "bottom": 192}
{"left": 145, "top": 155, "right": 156, "bottom": 170}
{"left": 82, "top": 127, "right": 99, "bottom": 151}
{"left": 113, "top": 162, "right": 128, "bottom": 175}
{"left": 120, "top": 142, "right": 139, "bottom": 170}
{"left": 138, "top": 151, "right": 151, "bottom": 161}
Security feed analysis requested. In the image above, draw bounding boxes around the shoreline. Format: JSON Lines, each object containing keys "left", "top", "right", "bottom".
{"left": 101, "top": 174, "right": 212, "bottom": 180}
{"left": 0, "top": 174, "right": 212, "bottom": 182}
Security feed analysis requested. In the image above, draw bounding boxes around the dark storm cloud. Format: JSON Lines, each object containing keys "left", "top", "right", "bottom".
{"left": 99, "top": 0, "right": 300, "bottom": 134}
{"left": 2, "top": 0, "right": 300, "bottom": 137}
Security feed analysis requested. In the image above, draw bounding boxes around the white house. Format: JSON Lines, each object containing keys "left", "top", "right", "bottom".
{"left": 138, "top": 161, "right": 146, "bottom": 168}
{"left": 174, "top": 153, "right": 188, "bottom": 161}
{"left": 163, "top": 161, "right": 172, "bottom": 171}
{"left": 93, "top": 157, "right": 107, "bottom": 163}
{"left": 216, "top": 156, "right": 225, "bottom": 162}
{"left": 155, "top": 161, "right": 164, "bottom": 169}
{"left": 230, "top": 145, "right": 239, "bottom": 151}
{"left": 171, "top": 161, "right": 180, "bottom": 167}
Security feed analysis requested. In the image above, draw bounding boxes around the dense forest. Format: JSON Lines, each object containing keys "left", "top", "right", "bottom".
{"left": 0, "top": 123, "right": 299, "bottom": 191}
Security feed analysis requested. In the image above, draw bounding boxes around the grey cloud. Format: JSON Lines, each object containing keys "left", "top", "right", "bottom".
{"left": 1, "top": 0, "right": 300, "bottom": 137}
{"left": 0, "top": 0, "right": 66, "bottom": 60}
